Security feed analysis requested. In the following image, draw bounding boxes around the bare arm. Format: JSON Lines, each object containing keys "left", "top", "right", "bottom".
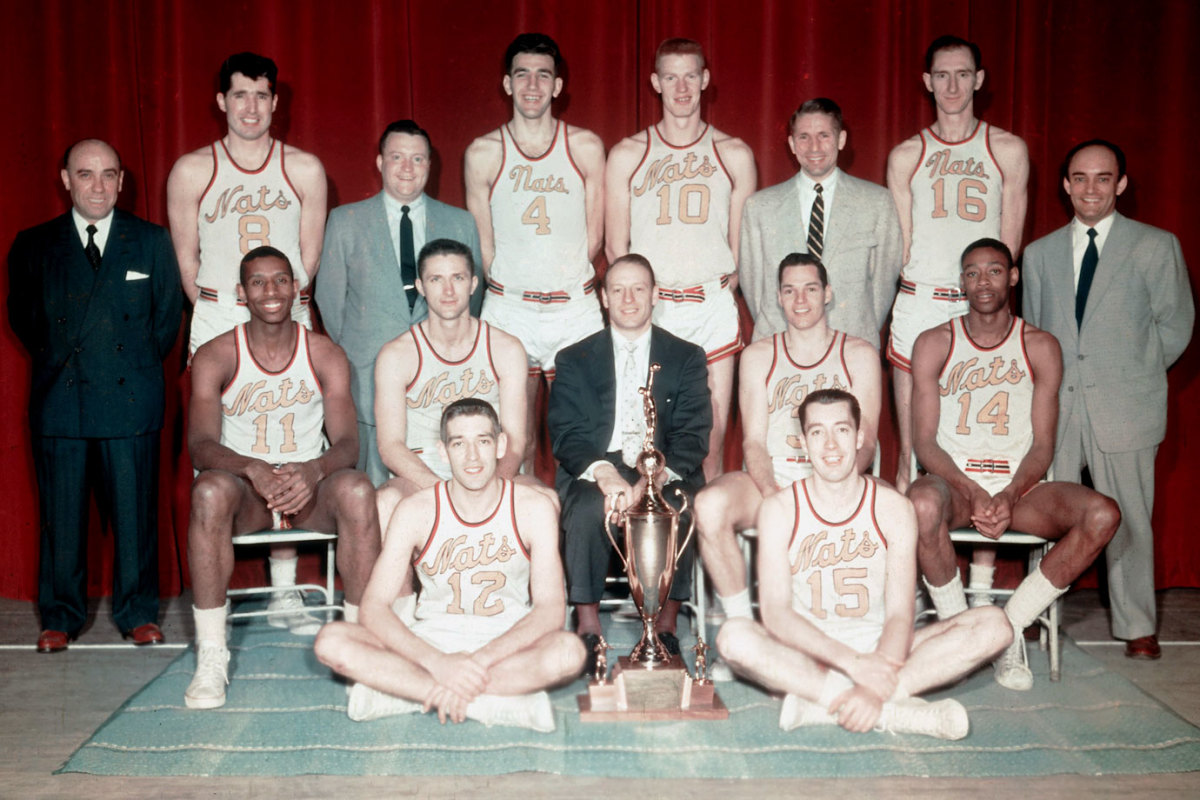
{"left": 166, "top": 150, "right": 211, "bottom": 304}
{"left": 845, "top": 336, "right": 883, "bottom": 473}
{"left": 992, "top": 129, "right": 1029, "bottom": 258}
{"left": 286, "top": 147, "right": 328, "bottom": 285}
{"left": 491, "top": 328, "right": 530, "bottom": 480}
{"left": 876, "top": 487, "right": 918, "bottom": 667}
{"left": 738, "top": 341, "right": 780, "bottom": 495}
{"left": 887, "top": 137, "right": 921, "bottom": 267}
{"left": 994, "top": 328, "right": 1060, "bottom": 507}
{"left": 717, "top": 135, "right": 758, "bottom": 289}
{"left": 374, "top": 333, "right": 441, "bottom": 489}
{"left": 910, "top": 325, "right": 977, "bottom": 497}
{"left": 603, "top": 136, "right": 643, "bottom": 264}
{"left": 463, "top": 134, "right": 502, "bottom": 275}
{"left": 569, "top": 126, "right": 607, "bottom": 265}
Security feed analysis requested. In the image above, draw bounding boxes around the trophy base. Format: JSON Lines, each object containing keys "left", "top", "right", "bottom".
{"left": 577, "top": 656, "right": 728, "bottom": 721}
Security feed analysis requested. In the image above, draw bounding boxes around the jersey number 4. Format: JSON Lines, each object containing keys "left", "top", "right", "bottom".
{"left": 955, "top": 391, "right": 1011, "bottom": 436}
{"left": 521, "top": 196, "right": 552, "bottom": 235}
{"left": 806, "top": 567, "right": 870, "bottom": 619}
{"left": 446, "top": 570, "right": 507, "bottom": 616}
{"left": 930, "top": 178, "right": 987, "bottom": 222}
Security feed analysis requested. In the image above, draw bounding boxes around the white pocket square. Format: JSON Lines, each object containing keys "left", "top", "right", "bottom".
{"left": 125, "top": 270, "right": 150, "bottom": 281}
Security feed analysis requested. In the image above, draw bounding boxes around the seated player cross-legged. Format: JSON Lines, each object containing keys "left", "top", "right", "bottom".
{"left": 185, "top": 246, "right": 380, "bottom": 709}
{"left": 695, "top": 253, "right": 881, "bottom": 626}
{"left": 315, "top": 399, "right": 585, "bottom": 732}
{"left": 908, "top": 238, "right": 1119, "bottom": 690}
{"left": 720, "top": 390, "right": 1012, "bottom": 739}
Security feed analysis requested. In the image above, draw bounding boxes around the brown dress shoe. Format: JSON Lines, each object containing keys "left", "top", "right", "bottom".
{"left": 37, "top": 630, "right": 69, "bottom": 653}
{"left": 1125, "top": 634, "right": 1162, "bottom": 660}
{"left": 125, "top": 622, "right": 165, "bottom": 646}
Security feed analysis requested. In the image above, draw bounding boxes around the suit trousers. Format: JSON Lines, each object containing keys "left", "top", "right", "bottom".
{"left": 561, "top": 455, "right": 697, "bottom": 605}
{"left": 1053, "top": 400, "right": 1158, "bottom": 640}
{"left": 34, "top": 433, "right": 161, "bottom": 634}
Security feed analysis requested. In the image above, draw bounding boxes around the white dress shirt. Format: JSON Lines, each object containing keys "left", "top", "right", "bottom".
{"left": 796, "top": 168, "right": 840, "bottom": 237}
{"left": 383, "top": 191, "right": 427, "bottom": 277}
{"left": 71, "top": 209, "right": 114, "bottom": 255}
{"left": 1071, "top": 212, "right": 1116, "bottom": 290}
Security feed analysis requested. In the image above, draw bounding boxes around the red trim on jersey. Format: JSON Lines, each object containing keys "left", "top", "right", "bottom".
{"left": 487, "top": 127, "right": 508, "bottom": 203}
{"left": 412, "top": 483, "right": 444, "bottom": 565}
{"left": 244, "top": 321, "right": 301, "bottom": 376}
{"left": 415, "top": 318, "right": 483, "bottom": 367}
{"left": 936, "top": 317, "right": 959, "bottom": 384}
{"left": 781, "top": 329, "right": 838, "bottom": 371}
{"left": 562, "top": 123, "right": 586, "bottom": 183}
{"left": 787, "top": 481, "right": 803, "bottom": 550}
{"left": 706, "top": 337, "right": 743, "bottom": 364}
{"left": 218, "top": 137, "right": 275, "bottom": 174}
{"left": 1019, "top": 320, "right": 1035, "bottom": 384}
{"left": 279, "top": 141, "right": 301, "bottom": 199}
{"left": 445, "top": 478, "right": 506, "bottom": 527}
{"left": 764, "top": 335, "right": 782, "bottom": 388}
{"left": 627, "top": 134, "right": 652, "bottom": 191}
{"left": 483, "top": 322, "right": 499, "bottom": 379}
{"left": 303, "top": 326, "right": 324, "bottom": 394}
{"left": 198, "top": 143, "right": 220, "bottom": 207}
{"left": 404, "top": 330, "right": 425, "bottom": 394}
{"left": 907, "top": 133, "right": 927, "bottom": 186}
{"left": 959, "top": 314, "right": 1017, "bottom": 353}
{"left": 837, "top": 333, "right": 854, "bottom": 388}
{"left": 983, "top": 122, "right": 1005, "bottom": 182}
{"left": 509, "top": 481, "right": 532, "bottom": 559}
{"left": 866, "top": 478, "right": 888, "bottom": 549}
{"left": 710, "top": 130, "right": 734, "bottom": 184}
{"left": 506, "top": 120, "right": 561, "bottom": 163}
{"left": 800, "top": 476, "right": 869, "bottom": 527}
{"left": 886, "top": 336, "right": 912, "bottom": 372}
{"left": 924, "top": 120, "right": 982, "bottom": 148}
{"left": 650, "top": 122, "right": 710, "bottom": 152}
{"left": 219, "top": 324, "right": 246, "bottom": 395}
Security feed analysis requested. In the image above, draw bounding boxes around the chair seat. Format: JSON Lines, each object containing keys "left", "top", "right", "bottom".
{"left": 227, "top": 527, "right": 342, "bottom": 623}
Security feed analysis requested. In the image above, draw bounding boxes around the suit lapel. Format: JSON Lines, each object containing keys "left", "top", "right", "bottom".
{"left": 52, "top": 214, "right": 99, "bottom": 344}
{"left": 1080, "top": 212, "right": 1128, "bottom": 331}
{"left": 822, "top": 170, "right": 853, "bottom": 259}
{"left": 1043, "top": 225, "right": 1077, "bottom": 337}
{"left": 78, "top": 211, "right": 135, "bottom": 341}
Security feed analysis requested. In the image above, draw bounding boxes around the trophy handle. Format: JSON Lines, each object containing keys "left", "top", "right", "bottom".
{"left": 673, "top": 488, "right": 697, "bottom": 560}
{"left": 604, "top": 510, "right": 632, "bottom": 575}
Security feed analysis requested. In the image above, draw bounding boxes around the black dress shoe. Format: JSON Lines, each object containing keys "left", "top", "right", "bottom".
{"left": 657, "top": 631, "right": 681, "bottom": 656}
{"left": 579, "top": 632, "right": 603, "bottom": 678}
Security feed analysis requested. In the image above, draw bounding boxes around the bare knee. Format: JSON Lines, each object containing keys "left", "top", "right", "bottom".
{"left": 908, "top": 481, "right": 950, "bottom": 538}
{"left": 962, "top": 606, "right": 1013, "bottom": 655}
{"left": 1083, "top": 495, "right": 1121, "bottom": 549}
{"left": 551, "top": 630, "right": 587, "bottom": 680}
{"left": 332, "top": 470, "right": 376, "bottom": 516}
{"left": 189, "top": 471, "right": 242, "bottom": 539}
{"left": 313, "top": 622, "right": 355, "bottom": 673}
{"left": 716, "top": 617, "right": 756, "bottom": 668}
{"left": 694, "top": 486, "right": 730, "bottom": 543}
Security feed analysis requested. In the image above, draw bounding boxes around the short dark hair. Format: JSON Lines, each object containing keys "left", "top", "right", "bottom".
{"left": 925, "top": 35, "right": 982, "bottom": 72}
{"left": 239, "top": 245, "right": 291, "bottom": 284}
{"left": 440, "top": 398, "right": 502, "bottom": 442}
{"left": 418, "top": 238, "right": 475, "bottom": 280}
{"left": 62, "top": 138, "right": 122, "bottom": 171}
{"left": 789, "top": 97, "right": 844, "bottom": 135}
{"left": 1062, "top": 138, "right": 1127, "bottom": 180}
{"left": 378, "top": 119, "right": 432, "bottom": 156}
{"left": 655, "top": 37, "right": 706, "bottom": 71}
{"left": 799, "top": 388, "right": 861, "bottom": 432}
{"left": 605, "top": 253, "right": 657, "bottom": 288}
{"left": 504, "top": 32, "right": 562, "bottom": 75}
{"left": 778, "top": 252, "right": 828, "bottom": 288}
{"left": 220, "top": 52, "right": 277, "bottom": 95}
{"left": 961, "top": 238, "right": 1013, "bottom": 269}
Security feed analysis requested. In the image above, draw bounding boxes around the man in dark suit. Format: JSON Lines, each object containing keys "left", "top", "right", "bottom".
{"left": 315, "top": 119, "right": 483, "bottom": 486}
{"left": 548, "top": 254, "right": 712, "bottom": 666}
{"left": 7, "top": 139, "right": 181, "bottom": 652}
{"left": 1023, "top": 140, "right": 1193, "bottom": 660}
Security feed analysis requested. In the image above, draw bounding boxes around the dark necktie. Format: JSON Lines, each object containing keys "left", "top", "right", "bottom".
{"left": 1075, "top": 227, "right": 1098, "bottom": 328}
{"left": 85, "top": 224, "right": 101, "bottom": 271}
{"left": 807, "top": 183, "right": 824, "bottom": 260}
{"left": 400, "top": 205, "right": 417, "bottom": 310}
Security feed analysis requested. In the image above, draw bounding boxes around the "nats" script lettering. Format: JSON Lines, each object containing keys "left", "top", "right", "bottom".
{"left": 421, "top": 533, "right": 516, "bottom": 576}
{"left": 203, "top": 184, "right": 292, "bottom": 222}
{"left": 792, "top": 528, "right": 878, "bottom": 574}
{"left": 223, "top": 378, "right": 316, "bottom": 417}
{"left": 940, "top": 356, "right": 1025, "bottom": 398}
{"left": 632, "top": 152, "right": 717, "bottom": 197}
{"left": 507, "top": 164, "right": 569, "bottom": 194}
{"left": 408, "top": 368, "right": 495, "bottom": 410}
{"left": 924, "top": 149, "right": 991, "bottom": 180}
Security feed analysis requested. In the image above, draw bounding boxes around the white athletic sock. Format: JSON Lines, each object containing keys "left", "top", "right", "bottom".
{"left": 816, "top": 670, "right": 854, "bottom": 711}
{"left": 1004, "top": 566, "right": 1067, "bottom": 631}
{"left": 193, "top": 604, "right": 228, "bottom": 647}
{"left": 343, "top": 602, "right": 359, "bottom": 624}
{"left": 718, "top": 589, "right": 753, "bottom": 620}
{"left": 968, "top": 563, "right": 996, "bottom": 608}
{"left": 269, "top": 555, "right": 299, "bottom": 588}
{"left": 924, "top": 571, "right": 968, "bottom": 620}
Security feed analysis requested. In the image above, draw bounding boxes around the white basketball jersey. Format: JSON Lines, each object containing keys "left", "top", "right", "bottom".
{"left": 766, "top": 332, "right": 854, "bottom": 463}
{"left": 196, "top": 139, "right": 306, "bottom": 301}
{"left": 219, "top": 323, "right": 327, "bottom": 463}
{"left": 488, "top": 121, "right": 591, "bottom": 292}
{"left": 628, "top": 124, "right": 735, "bottom": 288}
{"left": 413, "top": 480, "right": 531, "bottom": 632}
{"left": 936, "top": 316, "right": 1035, "bottom": 493}
{"left": 405, "top": 321, "right": 502, "bottom": 479}
{"left": 789, "top": 478, "right": 888, "bottom": 649}
{"left": 903, "top": 122, "right": 1004, "bottom": 288}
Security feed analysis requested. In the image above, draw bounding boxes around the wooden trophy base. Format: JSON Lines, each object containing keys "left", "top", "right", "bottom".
{"left": 578, "top": 655, "right": 728, "bottom": 721}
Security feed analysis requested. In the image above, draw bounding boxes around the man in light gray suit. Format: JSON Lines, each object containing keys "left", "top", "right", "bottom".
{"left": 740, "top": 98, "right": 903, "bottom": 346}
{"left": 316, "top": 120, "right": 483, "bottom": 486}
{"left": 1023, "top": 140, "right": 1193, "bottom": 660}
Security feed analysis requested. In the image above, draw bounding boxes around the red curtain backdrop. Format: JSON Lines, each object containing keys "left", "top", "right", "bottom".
{"left": 2, "top": 0, "right": 1198, "bottom": 600}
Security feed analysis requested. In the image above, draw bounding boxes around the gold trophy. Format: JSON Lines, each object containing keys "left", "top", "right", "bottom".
{"left": 579, "top": 364, "right": 727, "bottom": 720}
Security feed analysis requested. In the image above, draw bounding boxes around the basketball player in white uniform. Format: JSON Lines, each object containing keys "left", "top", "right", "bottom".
{"left": 184, "top": 247, "right": 380, "bottom": 709}
{"left": 315, "top": 399, "right": 584, "bottom": 731}
{"left": 465, "top": 33, "right": 606, "bottom": 471}
{"left": 887, "top": 36, "right": 1028, "bottom": 495}
{"left": 695, "top": 254, "right": 881, "bottom": 625}
{"left": 167, "top": 52, "right": 328, "bottom": 624}
{"left": 909, "top": 239, "right": 1118, "bottom": 690}
{"left": 606, "top": 37, "right": 757, "bottom": 480}
{"left": 373, "top": 239, "right": 538, "bottom": 534}
{"left": 719, "top": 389, "right": 1011, "bottom": 739}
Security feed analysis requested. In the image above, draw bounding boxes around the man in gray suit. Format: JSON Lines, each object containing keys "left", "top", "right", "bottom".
{"left": 316, "top": 120, "right": 483, "bottom": 486}
{"left": 740, "top": 98, "right": 903, "bottom": 346}
{"left": 1023, "top": 140, "right": 1194, "bottom": 660}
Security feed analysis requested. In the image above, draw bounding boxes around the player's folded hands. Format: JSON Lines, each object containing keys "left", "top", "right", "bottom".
{"left": 432, "top": 651, "right": 489, "bottom": 700}
{"left": 423, "top": 684, "right": 470, "bottom": 724}
{"left": 846, "top": 651, "right": 899, "bottom": 699}
{"left": 832, "top": 685, "right": 884, "bottom": 733}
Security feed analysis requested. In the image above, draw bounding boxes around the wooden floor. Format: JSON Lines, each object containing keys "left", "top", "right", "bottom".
{"left": 2, "top": 589, "right": 1198, "bottom": 798}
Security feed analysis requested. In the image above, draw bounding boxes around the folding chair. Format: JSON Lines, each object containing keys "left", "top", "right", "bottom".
{"left": 226, "top": 528, "right": 342, "bottom": 623}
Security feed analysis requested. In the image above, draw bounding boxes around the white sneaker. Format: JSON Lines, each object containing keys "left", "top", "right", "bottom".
{"left": 993, "top": 634, "right": 1034, "bottom": 691}
{"left": 707, "top": 657, "right": 735, "bottom": 683}
{"left": 467, "top": 692, "right": 555, "bottom": 733}
{"left": 881, "top": 697, "right": 969, "bottom": 740}
{"left": 778, "top": 693, "right": 836, "bottom": 731}
{"left": 185, "top": 643, "right": 230, "bottom": 709}
{"left": 346, "top": 683, "right": 421, "bottom": 722}
{"left": 266, "top": 590, "right": 323, "bottom": 636}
